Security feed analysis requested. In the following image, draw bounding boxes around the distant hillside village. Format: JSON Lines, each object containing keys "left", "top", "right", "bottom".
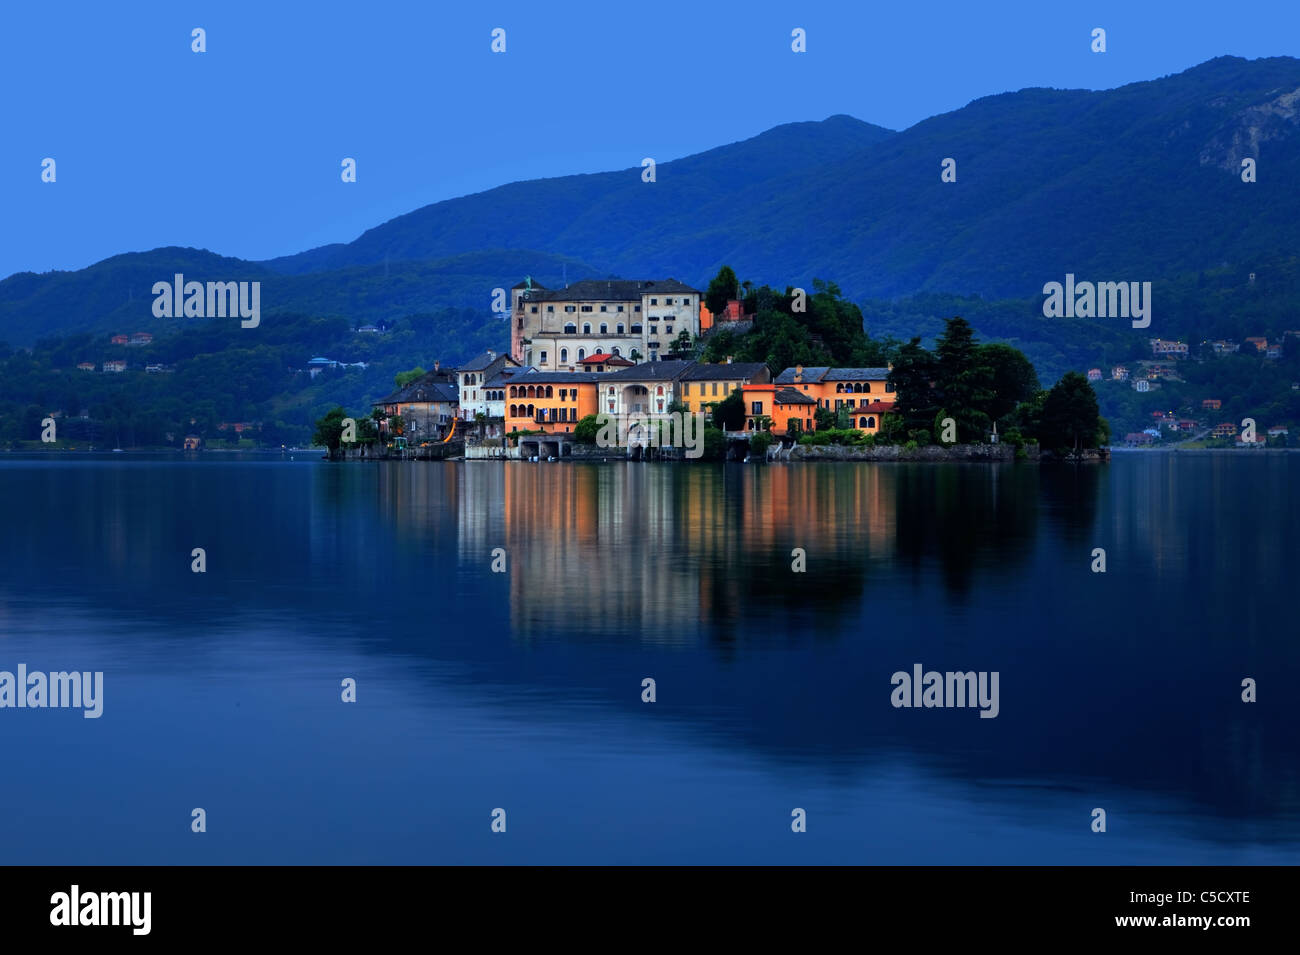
{"left": 1084, "top": 333, "right": 1300, "bottom": 448}
{"left": 363, "top": 278, "right": 899, "bottom": 456}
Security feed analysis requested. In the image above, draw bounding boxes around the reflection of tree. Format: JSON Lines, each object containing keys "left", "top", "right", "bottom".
{"left": 893, "top": 463, "right": 1040, "bottom": 597}
{"left": 1038, "top": 462, "right": 1103, "bottom": 545}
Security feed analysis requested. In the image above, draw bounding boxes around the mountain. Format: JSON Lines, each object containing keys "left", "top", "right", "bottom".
{"left": 254, "top": 55, "right": 1300, "bottom": 302}
{"left": 4, "top": 55, "right": 1300, "bottom": 352}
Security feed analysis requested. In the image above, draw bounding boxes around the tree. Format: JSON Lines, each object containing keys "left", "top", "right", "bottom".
{"left": 668, "top": 329, "right": 693, "bottom": 357}
{"left": 394, "top": 366, "right": 426, "bottom": 388}
{"left": 934, "top": 317, "right": 993, "bottom": 441}
{"left": 979, "top": 342, "right": 1039, "bottom": 423}
{"left": 313, "top": 407, "right": 347, "bottom": 458}
{"left": 888, "top": 337, "right": 939, "bottom": 432}
{"left": 573, "top": 413, "right": 604, "bottom": 444}
{"left": 709, "top": 389, "right": 746, "bottom": 431}
{"left": 705, "top": 266, "right": 740, "bottom": 317}
{"left": 1040, "top": 372, "right": 1104, "bottom": 455}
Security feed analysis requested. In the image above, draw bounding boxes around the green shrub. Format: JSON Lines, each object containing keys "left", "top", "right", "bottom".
{"left": 750, "top": 432, "right": 774, "bottom": 456}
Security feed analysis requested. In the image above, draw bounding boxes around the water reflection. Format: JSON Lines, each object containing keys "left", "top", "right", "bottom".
{"left": 0, "top": 453, "right": 1296, "bottom": 859}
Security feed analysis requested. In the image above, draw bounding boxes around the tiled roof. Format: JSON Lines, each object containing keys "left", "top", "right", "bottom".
{"left": 773, "top": 387, "right": 818, "bottom": 405}
{"left": 579, "top": 353, "right": 633, "bottom": 365}
{"left": 599, "top": 360, "right": 695, "bottom": 382}
{"left": 680, "top": 362, "right": 768, "bottom": 380}
{"left": 458, "top": 350, "right": 512, "bottom": 372}
{"left": 376, "top": 371, "right": 460, "bottom": 405}
{"left": 517, "top": 278, "right": 701, "bottom": 303}
{"left": 773, "top": 366, "right": 892, "bottom": 384}
{"left": 508, "top": 369, "right": 607, "bottom": 384}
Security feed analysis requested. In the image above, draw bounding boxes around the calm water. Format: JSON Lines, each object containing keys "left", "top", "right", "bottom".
{"left": 0, "top": 452, "right": 1296, "bottom": 864}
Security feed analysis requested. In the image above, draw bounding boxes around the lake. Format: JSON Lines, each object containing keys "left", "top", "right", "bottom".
{"left": 0, "top": 452, "right": 1296, "bottom": 864}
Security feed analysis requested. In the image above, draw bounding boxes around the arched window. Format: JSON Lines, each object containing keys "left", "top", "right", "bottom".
{"left": 526, "top": 385, "right": 535, "bottom": 398}
{"left": 612, "top": 347, "right": 620, "bottom": 357}
{"left": 863, "top": 382, "right": 871, "bottom": 392}
{"left": 564, "top": 323, "right": 576, "bottom": 334}
{"left": 885, "top": 382, "right": 895, "bottom": 392}
{"left": 509, "top": 405, "right": 517, "bottom": 417}
{"left": 836, "top": 383, "right": 843, "bottom": 393}
{"left": 560, "top": 348, "right": 568, "bottom": 363}
{"left": 599, "top": 323, "right": 607, "bottom": 334}
{"left": 616, "top": 324, "right": 624, "bottom": 334}
{"left": 859, "top": 417, "right": 868, "bottom": 428}
{"left": 853, "top": 383, "right": 862, "bottom": 393}
{"left": 578, "top": 349, "right": 586, "bottom": 361}
{"left": 545, "top": 386, "right": 553, "bottom": 398}
{"left": 527, "top": 404, "right": 534, "bottom": 416}
{"left": 608, "top": 386, "right": 615, "bottom": 395}
{"left": 508, "top": 386, "right": 516, "bottom": 398}
{"left": 656, "top": 386, "right": 664, "bottom": 395}
{"left": 583, "top": 323, "right": 591, "bottom": 334}
{"left": 867, "top": 416, "right": 876, "bottom": 428}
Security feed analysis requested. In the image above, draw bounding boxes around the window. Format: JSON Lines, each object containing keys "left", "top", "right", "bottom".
{"left": 545, "top": 386, "right": 553, "bottom": 398}
{"left": 616, "top": 323, "right": 624, "bottom": 334}
{"left": 650, "top": 298, "right": 658, "bottom": 305}
{"left": 751, "top": 401, "right": 763, "bottom": 415}
{"left": 846, "top": 399, "right": 855, "bottom": 408}
{"left": 578, "top": 349, "right": 585, "bottom": 361}
{"left": 564, "top": 323, "right": 576, "bottom": 334}
{"left": 583, "top": 323, "right": 591, "bottom": 334}
{"left": 547, "top": 306, "right": 554, "bottom": 312}
{"left": 666, "top": 325, "right": 673, "bottom": 334}
{"left": 631, "top": 324, "right": 642, "bottom": 334}
{"left": 509, "top": 404, "right": 517, "bottom": 416}
{"left": 540, "top": 351, "right": 548, "bottom": 364}
{"left": 682, "top": 383, "right": 690, "bottom": 396}
{"left": 581, "top": 305, "right": 593, "bottom": 312}
{"left": 650, "top": 325, "right": 658, "bottom": 335}
{"left": 711, "top": 382, "right": 718, "bottom": 396}
{"left": 560, "top": 348, "right": 568, "bottom": 363}
{"left": 886, "top": 382, "right": 896, "bottom": 392}
{"left": 867, "top": 416, "right": 876, "bottom": 428}
{"left": 509, "top": 386, "right": 518, "bottom": 398}
{"left": 634, "top": 305, "right": 641, "bottom": 312}
{"left": 530, "top": 306, "right": 538, "bottom": 313}
{"left": 617, "top": 305, "right": 624, "bottom": 312}
{"left": 612, "top": 347, "right": 620, "bottom": 356}
{"left": 564, "top": 305, "right": 576, "bottom": 313}
{"left": 600, "top": 324, "right": 607, "bottom": 334}
{"left": 600, "top": 305, "right": 608, "bottom": 312}
{"left": 864, "top": 383, "right": 872, "bottom": 392}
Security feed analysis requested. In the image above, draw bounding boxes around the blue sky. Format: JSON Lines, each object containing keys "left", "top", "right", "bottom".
{"left": 2, "top": 0, "right": 1297, "bottom": 278}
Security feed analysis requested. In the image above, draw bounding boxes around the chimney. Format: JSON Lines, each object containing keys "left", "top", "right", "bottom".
{"left": 794, "top": 364, "right": 803, "bottom": 383}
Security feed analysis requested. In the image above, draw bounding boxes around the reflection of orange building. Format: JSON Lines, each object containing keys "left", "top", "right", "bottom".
{"left": 773, "top": 365, "right": 897, "bottom": 433}
{"left": 505, "top": 371, "right": 602, "bottom": 434}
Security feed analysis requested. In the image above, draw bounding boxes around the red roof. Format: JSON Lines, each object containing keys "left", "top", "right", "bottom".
{"left": 579, "top": 353, "right": 632, "bottom": 365}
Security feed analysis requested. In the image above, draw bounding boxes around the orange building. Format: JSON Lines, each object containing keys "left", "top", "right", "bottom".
{"left": 505, "top": 371, "right": 602, "bottom": 434}
{"left": 772, "top": 365, "right": 897, "bottom": 433}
